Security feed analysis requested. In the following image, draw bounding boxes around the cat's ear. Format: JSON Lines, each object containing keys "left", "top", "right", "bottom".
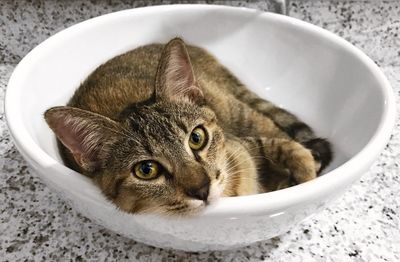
{"left": 155, "top": 38, "right": 204, "bottom": 104}
{"left": 44, "top": 106, "right": 120, "bottom": 173}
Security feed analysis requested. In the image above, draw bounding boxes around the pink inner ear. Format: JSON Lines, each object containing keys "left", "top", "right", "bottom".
{"left": 54, "top": 120, "right": 86, "bottom": 156}
{"left": 186, "top": 85, "right": 204, "bottom": 101}
{"left": 165, "top": 46, "right": 196, "bottom": 95}
{"left": 51, "top": 115, "right": 100, "bottom": 171}
{"left": 157, "top": 39, "right": 204, "bottom": 103}
{"left": 45, "top": 107, "right": 120, "bottom": 172}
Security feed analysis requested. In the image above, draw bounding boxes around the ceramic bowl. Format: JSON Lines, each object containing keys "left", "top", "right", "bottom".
{"left": 5, "top": 5, "right": 395, "bottom": 251}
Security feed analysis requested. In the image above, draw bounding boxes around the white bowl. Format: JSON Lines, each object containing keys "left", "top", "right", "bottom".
{"left": 5, "top": 5, "right": 396, "bottom": 251}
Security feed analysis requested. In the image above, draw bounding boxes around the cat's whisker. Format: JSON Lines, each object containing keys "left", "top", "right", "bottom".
{"left": 227, "top": 167, "right": 258, "bottom": 177}
{"left": 224, "top": 153, "right": 255, "bottom": 170}
{"left": 224, "top": 162, "right": 258, "bottom": 176}
{"left": 225, "top": 146, "right": 247, "bottom": 161}
{"left": 238, "top": 143, "right": 276, "bottom": 163}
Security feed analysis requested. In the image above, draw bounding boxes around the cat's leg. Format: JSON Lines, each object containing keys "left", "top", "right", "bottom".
{"left": 241, "top": 136, "right": 317, "bottom": 191}
{"left": 232, "top": 87, "right": 332, "bottom": 173}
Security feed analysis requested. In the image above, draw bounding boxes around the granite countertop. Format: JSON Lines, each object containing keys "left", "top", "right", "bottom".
{"left": 0, "top": 0, "right": 399, "bottom": 261}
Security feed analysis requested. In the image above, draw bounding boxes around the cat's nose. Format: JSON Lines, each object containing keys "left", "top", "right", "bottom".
{"left": 185, "top": 181, "right": 210, "bottom": 201}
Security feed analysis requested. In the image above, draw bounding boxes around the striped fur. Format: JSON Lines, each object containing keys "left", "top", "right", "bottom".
{"left": 44, "top": 38, "right": 332, "bottom": 215}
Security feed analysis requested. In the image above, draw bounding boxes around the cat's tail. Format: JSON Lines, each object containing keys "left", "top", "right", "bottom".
{"left": 234, "top": 87, "right": 333, "bottom": 173}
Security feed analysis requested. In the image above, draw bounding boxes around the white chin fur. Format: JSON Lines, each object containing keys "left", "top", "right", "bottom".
{"left": 208, "top": 179, "right": 224, "bottom": 202}
{"left": 187, "top": 199, "right": 206, "bottom": 210}
{"left": 184, "top": 172, "right": 226, "bottom": 213}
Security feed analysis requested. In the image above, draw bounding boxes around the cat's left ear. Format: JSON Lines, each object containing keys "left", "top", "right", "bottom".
{"left": 44, "top": 106, "right": 121, "bottom": 173}
{"left": 155, "top": 38, "right": 204, "bottom": 104}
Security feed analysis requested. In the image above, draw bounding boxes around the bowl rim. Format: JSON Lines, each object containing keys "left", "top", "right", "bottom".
{"left": 4, "top": 4, "right": 396, "bottom": 218}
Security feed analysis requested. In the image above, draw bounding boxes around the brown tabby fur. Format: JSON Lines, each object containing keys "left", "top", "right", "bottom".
{"left": 45, "top": 38, "right": 332, "bottom": 216}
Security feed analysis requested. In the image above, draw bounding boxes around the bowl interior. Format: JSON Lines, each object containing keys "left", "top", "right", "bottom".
{"left": 8, "top": 6, "right": 387, "bottom": 203}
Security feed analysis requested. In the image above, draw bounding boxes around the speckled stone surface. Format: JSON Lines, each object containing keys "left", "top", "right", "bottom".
{"left": 0, "top": 0, "right": 284, "bottom": 64}
{"left": 1, "top": 0, "right": 399, "bottom": 261}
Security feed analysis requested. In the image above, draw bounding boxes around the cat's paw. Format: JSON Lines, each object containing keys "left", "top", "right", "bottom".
{"left": 276, "top": 177, "right": 296, "bottom": 190}
{"left": 304, "top": 138, "right": 333, "bottom": 174}
{"left": 289, "top": 147, "right": 317, "bottom": 184}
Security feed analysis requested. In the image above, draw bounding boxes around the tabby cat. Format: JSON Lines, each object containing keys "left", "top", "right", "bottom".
{"left": 45, "top": 38, "right": 332, "bottom": 216}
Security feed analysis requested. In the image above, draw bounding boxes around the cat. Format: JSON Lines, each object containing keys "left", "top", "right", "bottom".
{"left": 44, "top": 38, "right": 332, "bottom": 216}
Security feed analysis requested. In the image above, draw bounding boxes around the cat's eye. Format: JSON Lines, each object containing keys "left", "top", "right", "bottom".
{"left": 133, "top": 161, "right": 160, "bottom": 180}
{"left": 189, "top": 126, "right": 208, "bottom": 151}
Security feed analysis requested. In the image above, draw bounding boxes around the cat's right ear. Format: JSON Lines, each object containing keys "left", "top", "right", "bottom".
{"left": 155, "top": 38, "right": 204, "bottom": 104}
{"left": 44, "top": 106, "right": 120, "bottom": 173}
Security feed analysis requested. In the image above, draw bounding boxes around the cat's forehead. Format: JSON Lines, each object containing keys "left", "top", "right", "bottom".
{"left": 123, "top": 102, "right": 210, "bottom": 130}
{"left": 116, "top": 104, "right": 201, "bottom": 158}
{"left": 117, "top": 102, "right": 216, "bottom": 159}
